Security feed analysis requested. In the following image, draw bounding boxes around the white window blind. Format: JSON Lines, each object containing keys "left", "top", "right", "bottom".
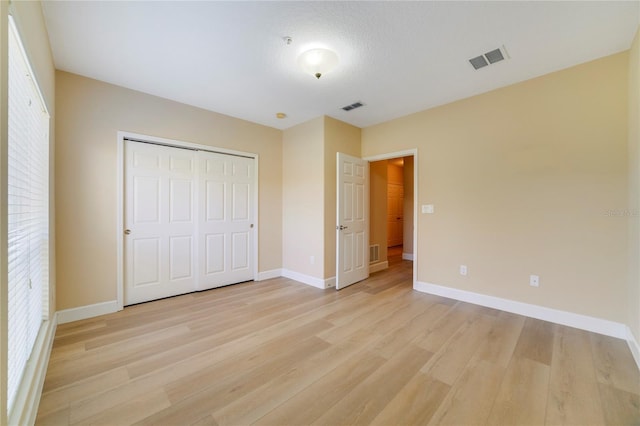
{"left": 7, "top": 16, "right": 50, "bottom": 412}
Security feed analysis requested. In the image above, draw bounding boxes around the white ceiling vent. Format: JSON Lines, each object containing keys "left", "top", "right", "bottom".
{"left": 469, "top": 46, "right": 509, "bottom": 70}
{"left": 341, "top": 101, "right": 364, "bottom": 112}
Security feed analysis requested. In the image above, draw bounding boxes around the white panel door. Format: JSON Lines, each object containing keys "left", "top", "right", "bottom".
{"left": 387, "top": 183, "right": 404, "bottom": 247}
{"left": 336, "top": 152, "right": 369, "bottom": 289}
{"left": 198, "top": 151, "right": 254, "bottom": 290}
{"left": 124, "top": 141, "right": 197, "bottom": 305}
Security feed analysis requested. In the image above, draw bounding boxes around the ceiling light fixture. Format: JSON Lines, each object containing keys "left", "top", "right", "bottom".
{"left": 298, "top": 48, "right": 339, "bottom": 79}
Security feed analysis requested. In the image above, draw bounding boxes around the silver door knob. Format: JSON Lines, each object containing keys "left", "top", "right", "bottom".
{"left": 124, "top": 229, "right": 131, "bottom": 235}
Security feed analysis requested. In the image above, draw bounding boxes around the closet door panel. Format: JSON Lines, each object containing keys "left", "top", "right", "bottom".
{"left": 198, "top": 152, "right": 254, "bottom": 290}
{"left": 124, "top": 141, "right": 197, "bottom": 305}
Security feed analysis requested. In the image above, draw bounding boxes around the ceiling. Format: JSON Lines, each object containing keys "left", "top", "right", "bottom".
{"left": 41, "top": 1, "right": 639, "bottom": 130}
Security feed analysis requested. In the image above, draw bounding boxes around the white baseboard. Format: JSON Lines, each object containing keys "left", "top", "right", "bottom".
{"left": 414, "top": 281, "right": 628, "bottom": 339}
{"left": 402, "top": 253, "right": 414, "bottom": 261}
{"left": 370, "top": 261, "right": 389, "bottom": 273}
{"left": 57, "top": 300, "right": 119, "bottom": 324}
{"left": 627, "top": 327, "right": 640, "bottom": 371}
{"left": 9, "top": 314, "right": 57, "bottom": 426}
{"left": 282, "top": 269, "right": 335, "bottom": 289}
{"left": 256, "top": 269, "right": 282, "bottom": 281}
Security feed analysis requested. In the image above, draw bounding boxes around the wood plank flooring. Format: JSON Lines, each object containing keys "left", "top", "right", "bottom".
{"left": 36, "top": 252, "right": 640, "bottom": 425}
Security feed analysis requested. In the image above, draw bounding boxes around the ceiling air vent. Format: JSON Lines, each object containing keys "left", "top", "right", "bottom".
{"left": 485, "top": 48, "right": 504, "bottom": 64}
{"left": 469, "top": 55, "right": 488, "bottom": 70}
{"left": 469, "top": 46, "right": 508, "bottom": 70}
{"left": 342, "top": 101, "right": 364, "bottom": 111}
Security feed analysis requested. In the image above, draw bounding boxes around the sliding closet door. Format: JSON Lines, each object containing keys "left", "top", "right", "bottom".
{"left": 124, "top": 141, "right": 198, "bottom": 305}
{"left": 198, "top": 151, "right": 254, "bottom": 290}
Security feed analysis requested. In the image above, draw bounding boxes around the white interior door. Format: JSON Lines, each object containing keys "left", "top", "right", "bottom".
{"left": 124, "top": 141, "right": 197, "bottom": 305}
{"left": 198, "top": 151, "right": 254, "bottom": 290}
{"left": 387, "top": 183, "right": 404, "bottom": 247}
{"left": 336, "top": 152, "right": 369, "bottom": 289}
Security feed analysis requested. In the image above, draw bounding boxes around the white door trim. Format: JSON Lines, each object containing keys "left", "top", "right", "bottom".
{"left": 363, "top": 149, "right": 418, "bottom": 287}
{"left": 116, "top": 131, "right": 259, "bottom": 310}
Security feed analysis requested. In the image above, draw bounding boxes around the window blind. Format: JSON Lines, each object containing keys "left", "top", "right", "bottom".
{"left": 7, "top": 16, "right": 50, "bottom": 412}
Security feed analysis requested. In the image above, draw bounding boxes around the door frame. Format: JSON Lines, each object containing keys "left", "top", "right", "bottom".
{"left": 363, "top": 149, "right": 418, "bottom": 287}
{"left": 116, "top": 131, "right": 259, "bottom": 310}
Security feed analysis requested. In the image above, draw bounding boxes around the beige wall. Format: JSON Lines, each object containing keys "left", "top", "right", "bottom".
{"left": 282, "top": 117, "right": 325, "bottom": 278}
{"left": 1, "top": 1, "right": 56, "bottom": 421}
{"left": 282, "top": 116, "right": 360, "bottom": 281}
{"left": 324, "top": 116, "right": 361, "bottom": 278}
{"left": 362, "top": 52, "right": 629, "bottom": 323}
{"left": 628, "top": 27, "right": 640, "bottom": 344}
{"left": 403, "top": 156, "right": 414, "bottom": 255}
{"left": 370, "top": 161, "right": 388, "bottom": 265}
{"left": 55, "top": 71, "right": 282, "bottom": 310}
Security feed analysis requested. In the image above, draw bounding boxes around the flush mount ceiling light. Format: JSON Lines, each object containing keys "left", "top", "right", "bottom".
{"left": 298, "top": 48, "right": 339, "bottom": 79}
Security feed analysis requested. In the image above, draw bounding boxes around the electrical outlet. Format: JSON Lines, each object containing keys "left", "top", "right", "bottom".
{"left": 310, "top": 255, "right": 315, "bottom": 265}
{"left": 530, "top": 275, "right": 540, "bottom": 287}
{"left": 459, "top": 265, "right": 468, "bottom": 276}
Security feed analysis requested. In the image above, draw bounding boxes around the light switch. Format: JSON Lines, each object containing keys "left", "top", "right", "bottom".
{"left": 422, "top": 204, "right": 434, "bottom": 214}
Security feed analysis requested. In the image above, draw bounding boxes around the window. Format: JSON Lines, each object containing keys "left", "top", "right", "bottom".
{"left": 7, "top": 15, "right": 50, "bottom": 412}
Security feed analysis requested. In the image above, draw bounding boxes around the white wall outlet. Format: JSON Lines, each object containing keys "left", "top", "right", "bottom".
{"left": 530, "top": 275, "right": 540, "bottom": 287}
{"left": 421, "top": 204, "right": 435, "bottom": 214}
{"left": 459, "top": 265, "right": 468, "bottom": 276}
{"left": 310, "top": 255, "right": 315, "bottom": 265}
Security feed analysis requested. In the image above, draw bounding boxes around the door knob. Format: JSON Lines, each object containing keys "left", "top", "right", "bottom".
{"left": 337, "top": 225, "right": 348, "bottom": 230}
{"left": 124, "top": 229, "right": 131, "bottom": 235}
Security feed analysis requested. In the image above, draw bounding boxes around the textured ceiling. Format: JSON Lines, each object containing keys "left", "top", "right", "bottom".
{"left": 41, "top": 1, "right": 640, "bottom": 130}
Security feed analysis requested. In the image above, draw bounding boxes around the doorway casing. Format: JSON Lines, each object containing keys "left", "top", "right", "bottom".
{"left": 364, "top": 149, "right": 418, "bottom": 287}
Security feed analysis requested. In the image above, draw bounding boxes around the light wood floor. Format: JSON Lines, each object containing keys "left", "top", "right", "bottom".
{"left": 37, "top": 254, "right": 640, "bottom": 425}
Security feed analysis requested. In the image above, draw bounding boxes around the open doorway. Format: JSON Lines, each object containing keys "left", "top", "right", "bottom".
{"left": 369, "top": 155, "right": 414, "bottom": 272}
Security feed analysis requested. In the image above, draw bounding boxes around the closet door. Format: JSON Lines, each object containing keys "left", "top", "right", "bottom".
{"left": 198, "top": 151, "right": 254, "bottom": 290}
{"left": 124, "top": 141, "right": 197, "bottom": 305}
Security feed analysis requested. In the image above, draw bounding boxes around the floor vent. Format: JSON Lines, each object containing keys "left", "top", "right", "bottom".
{"left": 369, "top": 244, "right": 380, "bottom": 263}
